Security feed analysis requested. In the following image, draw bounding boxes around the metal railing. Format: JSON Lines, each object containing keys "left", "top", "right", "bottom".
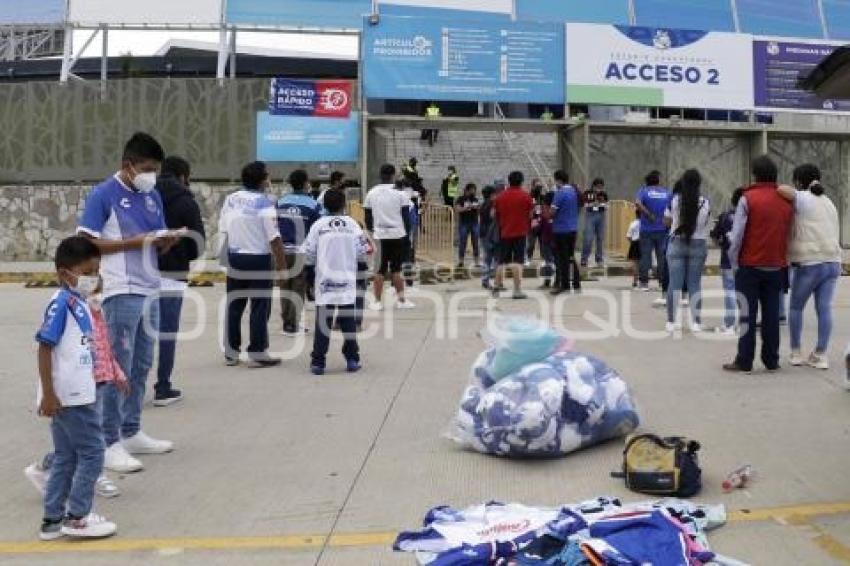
{"left": 417, "top": 202, "right": 456, "bottom": 264}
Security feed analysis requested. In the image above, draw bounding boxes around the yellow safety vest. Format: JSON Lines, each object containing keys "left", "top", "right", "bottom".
{"left": 426, "top": 105, "right": 441, "bottom": 119}
{"left": 447, "top": 173, "right": 459, "bottom": 198}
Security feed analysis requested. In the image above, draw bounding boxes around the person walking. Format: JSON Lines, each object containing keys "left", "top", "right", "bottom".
{"left": 548, "top": 170, "right": 582, "bottom": 295}
{"left": 154, "top": 156, "right": 205, "bottom": 406}
{"left": 663, "top": 169, "right": 711, "bottom": 333}
{"left": 77, "top": 132, "right": 177, "bottom": 474}
{"left": 276, "top": 169, "right": 322, "bottom": 336}
{"left": 635, "top": 170, "right": 671, "bottom": 292}
{"left": 479, "top": 185, "right": 500, "bottom": 290}
{"left": 626, "top": 210, "right": 641, "bottom": 288}
{"left": 527, "top": 182, "right": 545, "bottom": 263}
{"left": 724, "top": 156, "right": 793, "bottom": 374}
{"left": 492, "top": 171, "right": 534, "bottom": 299}
{"left": 779, "top": 164, "right": 842, "bottom": 370}
{"left": 580, "top": 178, "right": 609, "bottom": 267}
{"left": 219, "top": 161, "right": 285, "bottom": 368}
{"left": 710, "top": 188, "right": 744, "bottom": 335}
{"left": 364, "top": 164, "right": 415, "bottom": 310}
{"left": 455, "top": 183, "right": 481, "bottom": 267}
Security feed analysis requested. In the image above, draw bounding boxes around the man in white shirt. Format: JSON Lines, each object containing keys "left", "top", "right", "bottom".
{"left": 218, "top": 161, "right": 286, "bottom": 368}
{"left": 363, "top": 164, "right": 414, "bottom": 310}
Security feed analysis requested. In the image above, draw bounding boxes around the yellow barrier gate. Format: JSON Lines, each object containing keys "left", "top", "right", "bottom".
{"left": 418, "top": 202, "right": 456, "bottom": 264}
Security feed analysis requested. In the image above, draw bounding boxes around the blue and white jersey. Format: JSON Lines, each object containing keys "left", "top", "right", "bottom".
{"left": 218, "top": 189, "right": 281, "bottom": 255}
{"left": 303, "top": 215, "right": 370, "bottom": 306}
{"left": 276, "top": 192, "right": 323, "bottom": 252}
{"left": 34, "top": 289, "right": 95, "bottom": 407}
{"left": 78, "top": 174, "right": 166, "bottom": 298}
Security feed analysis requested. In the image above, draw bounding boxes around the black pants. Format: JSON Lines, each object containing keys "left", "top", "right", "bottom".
{"left": 553, "top": 232, "right": 581, "bottom": 290}
{"left": 225, "top": 253, "right": 272, "bottom": 357}
{"left": 735, "top": 267, "right": 782, "bottom": 371}
{"left": 312, "top": 304, "right": 359, "bottom": 368}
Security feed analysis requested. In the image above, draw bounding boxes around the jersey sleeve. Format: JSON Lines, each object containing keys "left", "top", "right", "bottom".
{"left": 77, "top": 187, "right": 110, "bottom": 238}
{"left": 35, "top": 293, "right": 69, "bottom": 346}
{"left": 262, "top": 199, "right": 281, "bottom": 243}
{"left": 151, "top": 190, "right": 167, "bottom": 230}
{"left": 302, "top": 221, "right": 319, "bottom": 265}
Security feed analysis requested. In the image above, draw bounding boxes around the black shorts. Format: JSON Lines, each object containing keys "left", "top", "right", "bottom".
{"left": 377, "top": 238, "right": 407, "bottom": 276}
{"left": 627, "top": 241, "right": 641, "bottom": 261}
{"left": 498, "top": 237, "right": 527, "bottom": 265}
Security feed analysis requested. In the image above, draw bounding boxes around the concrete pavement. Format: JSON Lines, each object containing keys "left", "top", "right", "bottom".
{"left": 0, "top": 275, "right": 849, "bottom": 565}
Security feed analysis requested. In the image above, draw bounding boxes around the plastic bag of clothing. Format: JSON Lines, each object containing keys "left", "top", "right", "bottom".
{"left": 449, "top": 319, "right": 639, "bottom": 457}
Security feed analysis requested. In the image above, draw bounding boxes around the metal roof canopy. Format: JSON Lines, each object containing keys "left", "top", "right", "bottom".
{"left": 367, "top": 114, "right": 574, "bottom": 134}
{"left": 800, "top": 45, "right": 850, "bottom": 99}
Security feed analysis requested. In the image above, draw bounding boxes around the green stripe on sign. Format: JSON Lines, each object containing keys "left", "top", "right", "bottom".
{"left": 568, "top": 85, "right": 664, "bottom": 106}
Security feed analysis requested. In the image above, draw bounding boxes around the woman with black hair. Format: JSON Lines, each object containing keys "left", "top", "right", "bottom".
{"left": 663, "top": 169, "right": 711, "bottom": 333}
{"left": 778, "top": 164, "right": 841, "bottom": 371}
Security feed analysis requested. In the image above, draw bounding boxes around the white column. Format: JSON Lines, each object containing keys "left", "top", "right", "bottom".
{"left": 59, "top": 24, "right": 73, "bottom": 84}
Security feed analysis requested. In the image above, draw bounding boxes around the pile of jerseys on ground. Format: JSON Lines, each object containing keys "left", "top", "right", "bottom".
{"left": 394, "top": 497, "right": 749, "bottom": 566}
{"left": 448, "top": 318, "right": 639, "bottom": 457}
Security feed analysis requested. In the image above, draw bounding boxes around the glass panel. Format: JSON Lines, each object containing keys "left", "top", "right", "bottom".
{"left": 737, "top": 0, "right": 823, "bottom": 38}
{"left": 516, "top": 0, "right": 630, "bottom": 24}
{"left": 634, "top": 0, "right": 734, "bottom": 31}
{"left": 823, "top": 0, "right": 850, "bottom": 39}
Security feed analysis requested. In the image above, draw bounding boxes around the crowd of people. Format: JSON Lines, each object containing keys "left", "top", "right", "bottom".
{"left": 24, "top": 129, "right": 846, "bottom": 543}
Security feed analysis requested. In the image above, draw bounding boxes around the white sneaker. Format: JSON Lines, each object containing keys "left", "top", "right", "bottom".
{"left": 24, "top": 462, "right": 48, "bottom": 495}
{"left": 665, "top": 322, "right": 682, "bottom": 333}
{"left": 691, "top": 323, "right": 703, "bottom": 333}
{"left": 368, "top": 301, "right": 384, "bottom": 312}
{"left": 281, "top": 325, "right": 309, "bottom": 337}
{"left": 789, "top": 351, "right": 806, "bottom": 367}
{"left": 715, "top": 326, "right": 736, "bottom": 336}
{"left": 95, "top": 475, "right": 120, "bottom": 499}
{"left": 104, "top": 442, "right": 144, "bottom": 473}
{"left": 807, "top": 352, "right": 829, "bottom": 370}
{"left": 680, "top": 298, "right": 689, "bottom": 307}
{"left": 60, "top": 513, "right": 117, "bottom": 539}
{"left": 653, "top": 297, "right": 666, "bottom": 307}
{"left": 396, "top": 300, "right": 416, "bottom": 310}
{"left": 121, "top": 431, "right": 174, "bottom": 455}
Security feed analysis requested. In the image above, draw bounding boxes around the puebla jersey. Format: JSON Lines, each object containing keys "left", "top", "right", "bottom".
{"left": 276, "top": 192, "right": 322, "bottom": 252}
{"left": 78, "top": 174, "right": 166, "bottom": 297}
{"left": 35, "top": 289, "right": 95, "bottom": 407}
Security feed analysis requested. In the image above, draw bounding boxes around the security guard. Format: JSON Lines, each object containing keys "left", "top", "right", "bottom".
{"left": 422, "top": 102, "right": 441, "bottom": 146}
{"left": 441, "top": 165, "right": 460, "bottom": 206}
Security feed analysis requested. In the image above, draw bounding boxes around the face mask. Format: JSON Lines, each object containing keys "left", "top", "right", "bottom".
{"left": 72, "top": 274, "right": 100, "bottom": 298}
{"left": 129, "top": 165, "right": 157, "bottom": 193}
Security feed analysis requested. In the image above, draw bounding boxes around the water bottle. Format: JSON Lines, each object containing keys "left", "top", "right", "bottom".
{"left": 722, "top": 465, "right": 754, "bottom": 492}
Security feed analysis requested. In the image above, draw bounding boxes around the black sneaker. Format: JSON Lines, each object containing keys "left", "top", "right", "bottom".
{"left": 765, "top": 364, "right": 781, "bottom": 373}
{"left": 246, "top": 353, "right": 282, "bottom": 368}
{"left": 722, "top": 362, "right": 752, "bottom": 374}
{"left": 224, "top": 356, "right": 240, "bottom": 367}
{"left": 153, "top": 389, "right": 183, "bottom": 407}
{"left": 39, "top": 518, "right": 64, "bottom": 541}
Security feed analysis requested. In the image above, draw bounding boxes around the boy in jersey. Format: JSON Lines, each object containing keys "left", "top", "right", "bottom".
{"left": 303, "top": 189, "right": 370, "bottom": 375}
{"left": 77, "top": 132, "right": 178, "bottom": 474}
{"left": 35, "top": 236, "right": 117, "bottom": 540}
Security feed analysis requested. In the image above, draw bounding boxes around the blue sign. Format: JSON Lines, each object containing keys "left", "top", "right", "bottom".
{"left": 227, "top": 0, "right": 370, "bottom": 29}
{"left": 256, "top": 112, "right": 360, "bottom": 163}
{"left": 268, "top": 79, "right": 353, "bottom": 118}
{"left": 363, "top": 15, "right": 565, "bottom": 104}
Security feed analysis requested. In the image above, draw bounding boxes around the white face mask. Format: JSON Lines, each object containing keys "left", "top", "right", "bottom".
{"left": 73, "top": 274, "right": 101, "bottom": 298}
{"left": 132, "top": 171, "right": 157, "bottom": 193}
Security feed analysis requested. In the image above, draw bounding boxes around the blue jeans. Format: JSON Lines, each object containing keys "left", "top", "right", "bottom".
{"left": 665, "top": 238, "right": 707, "bottom": 324}
{"left": 43, "top": 402, "right": 104, "bottom": 521}
{"left": 735, "top": 267, "right": 782, "bottom": 371}
{"left": 458, "top": 222, "right": 480, "bottom": 263}
{"left": 225, "top": 253, "right": 273, "bottom": 357}
{"left": 157, "top": 291, "right": 184, "bottom": 395}
{"left": 789, "top": 262, "right": 840, "bottom": 353}
{"left": 102, "top": 294, "right": 159, "bottom": 446}
{"left": 311, "top": 304, "right": 359, "bottom": 367}
{"left": 639, "top": 231, "right": 667, "bottom": 287}
{"left": 581, "top": 211, "right": 606, "bottom": 264}
{"left": 721, "top": 268, "right": 737, "bottom": 329}
{"left": 481, "top": 240, "right": 497, "bottom": 286}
